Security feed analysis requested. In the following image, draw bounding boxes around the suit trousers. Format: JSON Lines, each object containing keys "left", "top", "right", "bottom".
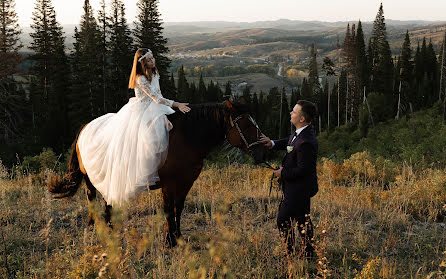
{"left": 277, "top": 194, "right": 314, "bottom": 256}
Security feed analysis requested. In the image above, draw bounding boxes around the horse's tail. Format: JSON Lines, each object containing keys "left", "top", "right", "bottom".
{"left": 47, "top": 127, "right": 85, "bottom": 198}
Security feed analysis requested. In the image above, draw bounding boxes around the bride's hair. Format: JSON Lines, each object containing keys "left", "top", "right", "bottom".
{"left": 128, "top": 48, "right": 158, "bottom": 89}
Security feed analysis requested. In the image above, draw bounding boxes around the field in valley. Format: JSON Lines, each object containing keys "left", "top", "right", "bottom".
{"left": 1, "top": 152, "right": 445, "bottom": 278}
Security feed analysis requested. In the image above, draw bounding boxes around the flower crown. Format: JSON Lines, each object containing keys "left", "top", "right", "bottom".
{"left": 138, "top": 49, "right": 153, "bottom": 62}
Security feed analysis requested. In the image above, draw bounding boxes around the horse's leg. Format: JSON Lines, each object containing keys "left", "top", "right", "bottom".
{"left": 162, "top": 184, "right": 177, "bottom": 248}
{"left": 172, "top": 164, "right": 201, "bottom": 243}
{"left": 104, "top": 201, "right": 112, "bottom": 227}
{"left": 174, "top": 181, "right": 194, "bottom": 240}
{"left": 174, "top": 195, "right": 186, "bottom": 239}
{"left": 85, "top": 175, "right": 96, "bottom": 229}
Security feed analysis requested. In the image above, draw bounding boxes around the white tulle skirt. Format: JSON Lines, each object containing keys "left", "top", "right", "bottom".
{"left": 77, "top": 97, "right": 175, "bottom": 207}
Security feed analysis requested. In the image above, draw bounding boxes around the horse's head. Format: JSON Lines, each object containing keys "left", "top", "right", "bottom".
{"left": 223, "top": 100, "right": 268, "bottom": 164}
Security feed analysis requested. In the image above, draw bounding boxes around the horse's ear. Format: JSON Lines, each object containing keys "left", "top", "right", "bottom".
{"left": 225, "top": 100, "right": 233, "bottom": 110}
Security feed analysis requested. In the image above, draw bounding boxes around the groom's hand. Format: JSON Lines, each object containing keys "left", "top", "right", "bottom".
{"left": 260, "top": 134, "right": 272, "bottom": 148}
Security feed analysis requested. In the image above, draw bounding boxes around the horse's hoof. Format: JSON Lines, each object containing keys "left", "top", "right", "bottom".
{"left": 87, "top": 218, "right": 95, "bottom": 230}
{"left": 165, "top": 235, "right": 177, "bottom": 248}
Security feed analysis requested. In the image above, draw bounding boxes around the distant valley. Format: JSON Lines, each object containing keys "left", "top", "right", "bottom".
{"left": 19, "top": 19, "right": 446, "bottom": 94}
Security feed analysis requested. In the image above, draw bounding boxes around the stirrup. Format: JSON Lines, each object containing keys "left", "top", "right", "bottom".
{"left": 149, "top": 181, "right": 162, "bottom": 190}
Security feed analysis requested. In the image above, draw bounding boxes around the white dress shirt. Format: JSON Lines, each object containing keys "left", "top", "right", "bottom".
{"left": 271, "top": 125, "right": 308, "bottom": 148}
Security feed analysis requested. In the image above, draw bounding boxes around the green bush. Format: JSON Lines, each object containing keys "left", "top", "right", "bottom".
{"left": 20, "top": 148, "right": 59, "bottom": 174}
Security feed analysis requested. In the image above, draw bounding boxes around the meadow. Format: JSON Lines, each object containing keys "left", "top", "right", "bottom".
{"left": 0, "top": 151, "right": 445, "bottom": 278}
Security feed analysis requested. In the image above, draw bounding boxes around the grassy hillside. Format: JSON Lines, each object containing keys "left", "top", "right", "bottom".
{"left": 1, "top": 158, "right": 445, "bottom": 278}
{"left": 318, "top": 103, "right": 446, "bottom": 169}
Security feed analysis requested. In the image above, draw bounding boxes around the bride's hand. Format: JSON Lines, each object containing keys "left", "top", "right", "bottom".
{"left": 174, "top": 102, "right": 191, "bottom": 113}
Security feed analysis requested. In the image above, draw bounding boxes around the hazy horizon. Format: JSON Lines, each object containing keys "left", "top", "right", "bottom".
{"left": 14, "top": 0, "right": 446, "bottom": 27}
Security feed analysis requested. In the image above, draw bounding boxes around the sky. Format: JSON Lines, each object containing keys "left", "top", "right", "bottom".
{"left": 14, "top": 0, "right": 446, "bottom": 27}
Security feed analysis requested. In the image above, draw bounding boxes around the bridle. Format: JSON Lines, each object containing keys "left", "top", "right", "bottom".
{"left": 228, "top": 113, "right": 264, "bottom": 151}
{"left": 226, "top": 113, "right": 278, "bottom": 171}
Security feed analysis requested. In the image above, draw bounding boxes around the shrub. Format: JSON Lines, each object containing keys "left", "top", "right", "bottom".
{"left": 20, "top": 148, "right": 59, "bottom": 174}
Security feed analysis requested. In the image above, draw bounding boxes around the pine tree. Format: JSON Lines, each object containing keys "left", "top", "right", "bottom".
{"left": 176, "top": 65, "right": 189, "bottom": 102}
{"left": 206, "top": 80, "right": 219, "bottom": 102}
{"left": 108, "top": 0, "right": 133, "bottom": 111}
{"left": 0, "top": 0, "right": 28, "bottom": 157}
{"left": 338, "top": 70, "right": 348, "bottom": 124}
{"left": 224, "top": 81, "right": 232, "bottom": 99}
{"left": 252, "top": 92, "right": 259, "bottom": 118}
{"left": 414, "top": 42, "right": 423, "bottom": 107}
{"left": 301, "top": 78, "right": 311, "bottom": 100}
{"left": 439, "top": 32, "right": 446, "bottom": 106}
{"left": 69, "top": 0, "right": 103, "bottom": 136}
{"left": 308, "top": 43, "right": 320, "bottom": 101}
{"left": 98, "top": 0, "right": 108, "bottom": 113}
{"left": 355, "top": 20, "right": 368, "bottom": 119}
{"left": 342, "top": 23, "right": 354, "bottom": 71}
{"left": 257, "top": 90, "right": 267, "bottom": 130}
{"left": 134, "top": 0, "right": 173, "bottom": 96}
{"left": 189, "top": 82, "right": 196, "bottom": 102}
{"left": 424, "top": 40, "right": 437, "bottom": 106}
{"left": 280, "top": 88, "right": 290, "bottom": 137}
{"left": 322, "top": 56, "right": 336, "bottom": 130}
{"left": 414, "top": 37, "right": 437, "bottom": 108}
{"left": 0, "top": 0, "right": 22, "bottom": 78}
{"left": 266, "top": 87, "right": 281, "bottom": 138}
{"left": 242, "top": 85, "right": 251, "bottom": 104}
{"left": 197, "top": 73, "right": 206, "bottom": 103}
{"left": 369, "top": 3, "right": 393, "bottom": 97}
{"left": 168, "top": 71, "right": 176, "bottom": 100}
{"left": 29, "top": 0, "right": 70, "bottom": 151}
{"left": 399, "top": 30, "right": 413, "bottom": 105}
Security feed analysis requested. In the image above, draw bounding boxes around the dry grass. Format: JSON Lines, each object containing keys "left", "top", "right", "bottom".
{"left": 0, "top": 153, "right": 445, "bottom": 278}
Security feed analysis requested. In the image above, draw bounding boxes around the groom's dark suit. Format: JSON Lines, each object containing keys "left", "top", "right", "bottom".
{"left": 273, "top": 125, "right": 318, "bottom": 256}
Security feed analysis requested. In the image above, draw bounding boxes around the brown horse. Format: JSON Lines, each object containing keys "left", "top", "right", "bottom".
{"left": 48, "top": 100, "right": 267, "bottom": 247}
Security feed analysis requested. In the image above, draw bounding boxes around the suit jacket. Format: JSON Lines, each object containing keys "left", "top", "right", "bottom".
{"left": 273, "top": 125, "right": 318, "bottom": 199}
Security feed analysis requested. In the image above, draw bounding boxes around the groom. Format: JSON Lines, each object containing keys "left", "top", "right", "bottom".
{"left": 261, "top": 100, "right": 318, "bottom": 258}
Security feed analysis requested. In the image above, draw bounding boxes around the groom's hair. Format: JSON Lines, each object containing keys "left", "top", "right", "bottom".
{"left": 297, "top": 100, "right": 317, "bottom": 123}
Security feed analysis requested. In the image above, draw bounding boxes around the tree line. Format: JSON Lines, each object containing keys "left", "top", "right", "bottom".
{"left": 0, "top": 0, "right": 173, "bottom": 165}
{"left": 308, "top": 4, "right": 446, "bottom": 136}
{"left": 0, "top": 1, "right": 445, "bottom": 167}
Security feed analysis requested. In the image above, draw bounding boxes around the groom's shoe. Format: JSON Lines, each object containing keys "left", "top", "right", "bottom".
{"left": 149, "top": 181, "right": 162, "bottom": 190}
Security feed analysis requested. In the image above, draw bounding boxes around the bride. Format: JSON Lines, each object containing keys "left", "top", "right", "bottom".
{"left": 77, "top": 48, "right": 191, "bottom": 207}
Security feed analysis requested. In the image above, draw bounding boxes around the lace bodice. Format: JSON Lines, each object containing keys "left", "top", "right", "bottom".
{"left": 135, "top": 74, "right": 174, "bottom": 107}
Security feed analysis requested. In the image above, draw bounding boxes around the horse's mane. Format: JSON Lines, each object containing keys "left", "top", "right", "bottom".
{"left": 167, "top": 102, "right": 249, "bottom": 147}
{"left": 168, "top": 103, "right": 226, "bottom": 125}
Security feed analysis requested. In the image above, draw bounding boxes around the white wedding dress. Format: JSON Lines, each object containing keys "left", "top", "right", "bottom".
{"left": 77, "top": 74, "right": 175, "bottom": 207}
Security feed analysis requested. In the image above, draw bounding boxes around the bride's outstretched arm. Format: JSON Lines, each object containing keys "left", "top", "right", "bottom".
{"left": 138, "top": 76, "right": 190, "bottom": 113}
{"left": 138, "top": 76, "right": 174, "bottom": 107}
